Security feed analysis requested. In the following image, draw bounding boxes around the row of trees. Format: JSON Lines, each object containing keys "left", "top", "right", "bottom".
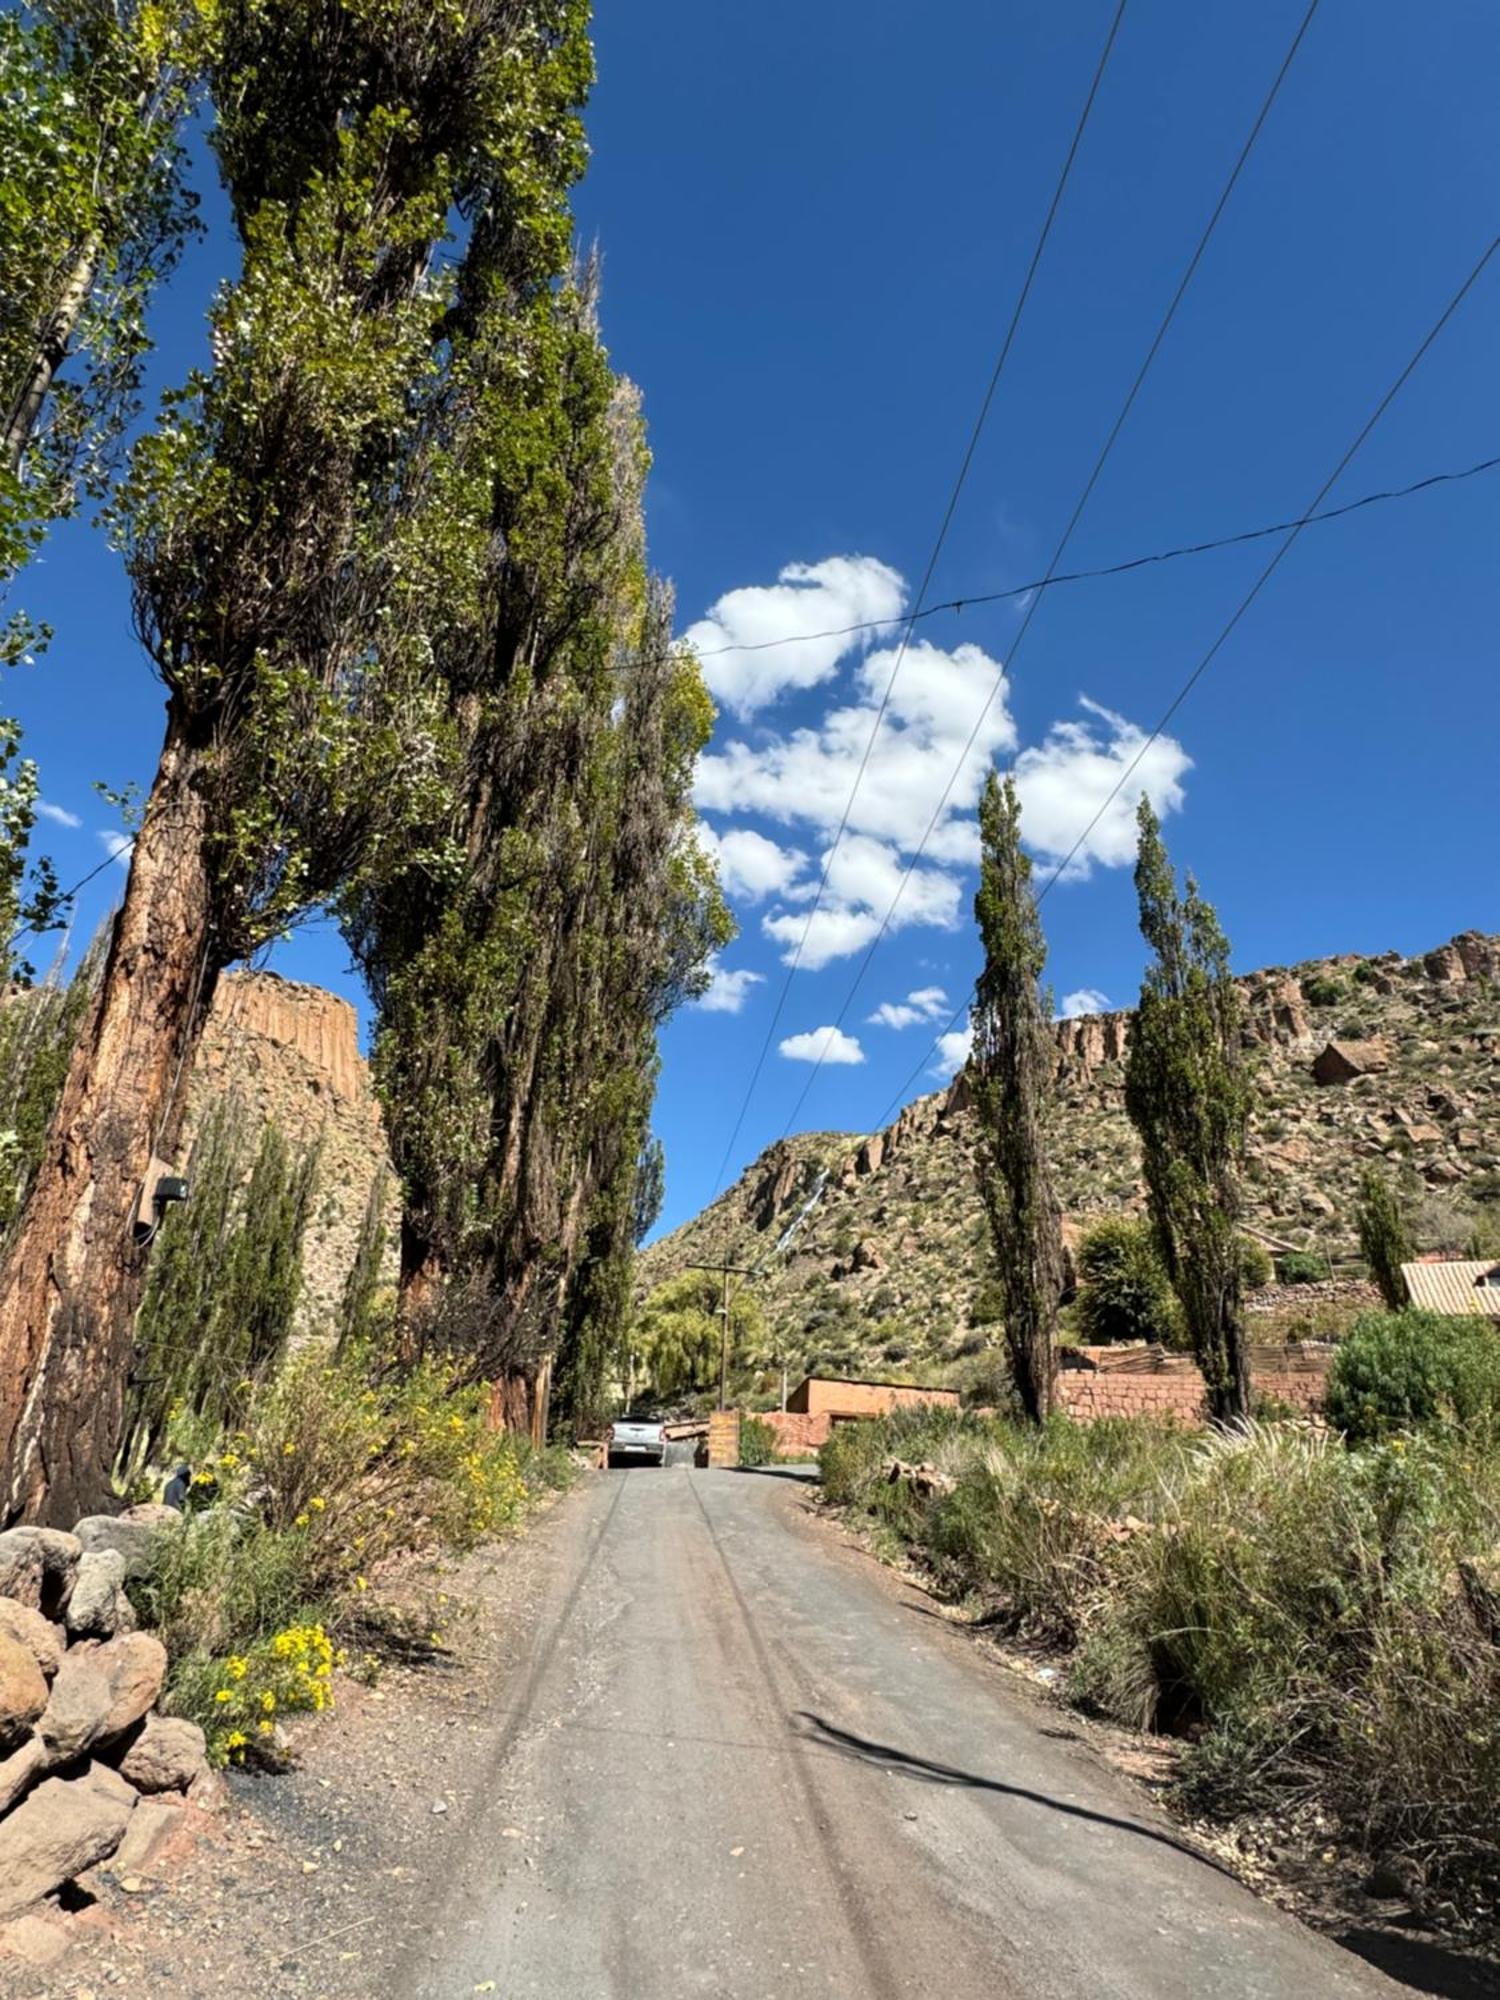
{"left": 969, "top": 779, "right": 1424, "bottom": 1422}
{"left": 970, "top": 780, "right": 1250, "bottom": 1423}
{"left": 0, "top": 1, "right": 726, "bottom": 1522}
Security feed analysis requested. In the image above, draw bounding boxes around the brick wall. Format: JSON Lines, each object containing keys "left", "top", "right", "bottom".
{"left": 1055, "top": 1367, "right": 1326, "bottom": 1423}
{"left": 758, "top": 1410, "right": 832, "bottom": 1455}
{"left": 792, "top": 1378, "right": 961, "bottom": 1419}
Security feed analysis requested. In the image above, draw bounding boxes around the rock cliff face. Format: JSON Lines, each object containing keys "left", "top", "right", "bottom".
{"left": 185, "top": 972, "right": 397, "bottom": 1336}
{"left": 640, "top": 932, "right": 1500, "bottom": 1384}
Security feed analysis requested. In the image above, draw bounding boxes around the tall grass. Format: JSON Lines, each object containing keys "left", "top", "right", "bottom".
{"left": 821, "top": 1408, "right": 1500, "bottom": 1903}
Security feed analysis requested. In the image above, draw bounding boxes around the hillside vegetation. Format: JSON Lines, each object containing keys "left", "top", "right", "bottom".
{"left": 642, "top": 931, "right": 1500, "bottom": 1388}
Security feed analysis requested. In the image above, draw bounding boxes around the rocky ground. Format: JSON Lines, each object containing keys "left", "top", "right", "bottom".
{"left": 0, "top": 1497, "right": 569, "bottom": 1999}
{"left": 643, "top": 930, "right": 1500, "bottom": 1386}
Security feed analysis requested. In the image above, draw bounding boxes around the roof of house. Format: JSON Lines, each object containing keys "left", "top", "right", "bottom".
{"left": 1400, "top": 1260, "right": 1500, "bottom": 1318}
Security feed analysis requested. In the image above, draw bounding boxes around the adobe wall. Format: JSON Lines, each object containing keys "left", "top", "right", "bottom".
{"left": 1055, "top": 1367, "right": 1326, "bottom": 1423}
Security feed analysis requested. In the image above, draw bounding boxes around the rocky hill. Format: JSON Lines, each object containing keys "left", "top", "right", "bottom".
{"left": 640, "top": 932, "right": 1500, "bottom": 1385}
{"left": 185, "top": 971, "right": 398, "bottom": 1336}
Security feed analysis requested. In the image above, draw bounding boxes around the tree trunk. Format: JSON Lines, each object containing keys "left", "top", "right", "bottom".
{"left": 0, "top": 715, "right": 216, "bottom": 1525}
{"left": 3, "top": 235, "right": 100, "bottom": 475}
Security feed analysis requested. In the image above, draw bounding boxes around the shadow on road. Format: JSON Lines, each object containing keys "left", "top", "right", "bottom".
{"left": 728, "top": 1464, "right": 821, "bottom": 1482}
{"left": 1331, "top": 1926, "right": 1500, "bottom": 2000}
{"left": 794, "top": 1712, "right": 1236, "bottom": 1878}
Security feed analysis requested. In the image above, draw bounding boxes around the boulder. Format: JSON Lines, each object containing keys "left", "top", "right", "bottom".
{"left": 0, "top": 1767, "right": 134, "bottom": 1921}
{"left": 0, "top": 1736, "right": 45, "bottom": 1815}
{"left": 63, "top": 1550, "right": 137, "bottom": 1641}
{"left": 0, "top": 1634, "right": 48, "bottom": 1756}
{"left": 0, "top": 1531, "right": 81, "bottom": 1618}
{"left": 116, "top": 1714, "right": 209, "bottom": 1796}
{"left": 37, "top": 1653, "right": 112, "bottom": 1765}
{"left": 112, "top": 1796, "right": 183, "bottom": 1876}
{"left": 82, "top": 1633, "right": 168, "bottom": 1745}
{"left": 73, "top": 1507, "right": 179, "bottom": 1582}
{"left": 0, "top": 1600, "right": 63, "bottom": 1682}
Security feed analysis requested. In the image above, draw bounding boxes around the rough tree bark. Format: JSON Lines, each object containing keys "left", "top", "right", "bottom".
{"left": 0, "top": 713, "right": 217, "bottom": 1524}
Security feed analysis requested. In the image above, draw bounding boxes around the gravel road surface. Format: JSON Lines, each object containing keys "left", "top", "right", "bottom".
{"left": 398, "top": 1464, "right": 1411, "bottom": 2000}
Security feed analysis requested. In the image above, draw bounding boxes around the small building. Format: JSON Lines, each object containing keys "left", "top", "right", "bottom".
{"left": 1400, "top": 1261, "right": 1500, "bottom": 1320}
{"left": 784, "top": 1376, "right": 960, "bottom": 1422}
{"left": 1312, "top": 1038, "right": 1390, "bottom": 1085}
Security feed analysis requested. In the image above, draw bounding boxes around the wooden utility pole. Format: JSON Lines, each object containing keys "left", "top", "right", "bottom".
{"left": 685, "top": 1261, "right": 755, "bottom": 1410}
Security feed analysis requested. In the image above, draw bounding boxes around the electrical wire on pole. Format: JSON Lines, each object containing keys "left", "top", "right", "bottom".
{"left": 871, "top": 230, "right": 1500, "bottom": 1132}
{"left": 705, "top": 0, "right": 1130, "bottom": 1201}
{"left": 766, "top": 0, "right": 1322, "bottom": 1149}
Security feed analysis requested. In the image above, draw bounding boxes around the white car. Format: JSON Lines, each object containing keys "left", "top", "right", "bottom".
{"left": 607, "top": 1413, "right": 667, "bottom": 1467}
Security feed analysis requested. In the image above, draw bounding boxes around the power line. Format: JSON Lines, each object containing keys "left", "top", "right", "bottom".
{"left": 874, "top": 232, "right": 1500, "bottom": 1133}
{"left": 704, "top": 0, "right": 1130, "bottom": 1200}
{"left": 771, "top": 0, "right": 1321, "bottom": 1145}
{"left": 685, "top": 450, "right": 1500, "bottom": 665}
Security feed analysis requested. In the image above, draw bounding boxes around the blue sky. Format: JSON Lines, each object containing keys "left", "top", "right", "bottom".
{"left": 10, "top": 0, "right": 1500, "bottom": 1240}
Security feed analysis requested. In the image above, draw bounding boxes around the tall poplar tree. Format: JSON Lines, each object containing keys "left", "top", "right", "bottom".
{"left": 1124, "top": 798, "right": 1252, "bottom": 1422}
{"left": 969, "top": 771, "right": 1065, "bottom": 1423}
{"left": 0, "top": 0, "right": 584, "bottom": 1524}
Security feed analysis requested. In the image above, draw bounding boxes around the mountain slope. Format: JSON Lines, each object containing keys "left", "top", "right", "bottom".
{"left": 640, "top": 932, "right": 1500, "bottom": 1384}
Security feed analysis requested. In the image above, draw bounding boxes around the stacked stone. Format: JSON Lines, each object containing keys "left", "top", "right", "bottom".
{"left": 0, "top": 1506, "right": 214, "bottom": 1923}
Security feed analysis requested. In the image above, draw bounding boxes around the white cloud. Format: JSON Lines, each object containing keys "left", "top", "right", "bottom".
{"left": 684, "top": 555, "right": 905, "bottom": 718}
{"left": 868, "top": 984, "right": 949, "bottom": 1030}
{"left": 697, "top": 825, "right": 806, "bottom": 904}
{"left": 36, "top": 801, "right": 81, "bottom": 829}
{"left": 98, "top": 830, "right": 133, "bottom": 870}
{"left": 932, "top": 1026, "right": 973, "bottom": 1078}
{"left": 1013, "top": 698, "right": 1190, "bottom": 882}
{"left": 778, "top": 1025, "right": 865, "bottom": 1066}
{"left": 1059, "top": 987, "right": 1111, "bottom": 1020}
{"left": 693, "top": 959, "right": 764, "bottom": 1015}
{"left": 761, "top": 834, "right": 961, "bottom": 970}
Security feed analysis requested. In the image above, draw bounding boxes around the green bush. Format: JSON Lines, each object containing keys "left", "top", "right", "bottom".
{"left": 739, "top": 1415, "right": 778, "bottom": 1467}
{"left": 1302, "top": 973, "right": 1348, "bottom": 1007}
{"left": 1274, "top": 1249, "right": 1330, "bottom": 1285}
{"left": 1239, "top": 1237, "right": 1274, "bottom": 1291}
{"left": 1074, "top": 1218, "right": 1182, "bottom": 1347}
{"left": 1325, "top": 1310, "right": 1500, "bottom": 1443}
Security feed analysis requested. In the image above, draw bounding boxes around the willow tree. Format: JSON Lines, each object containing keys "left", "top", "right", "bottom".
{"left": 0, "top": 0, "right": 579, "bottom": 1524}
{"left": 969, "top": 771, "right": 1064, "bottom": 1422}
{"left": 1124, "top": 799, "right": 1252, "bottom": 1422}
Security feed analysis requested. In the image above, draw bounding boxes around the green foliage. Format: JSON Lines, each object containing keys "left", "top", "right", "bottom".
{"left": 120, "top": 1099, "right": 318, "bottom": 1476}
{"left": 824, "top": 1406, "right": 1500, "bottom": 1906}
{"left": 1356, "top": 1165, "right": 1415, "bottom": 1309}
{"left": 1274, "top": 1249, "right": 1330, "bottom": 1286}
{"left": 336, "top": 1172, "right": 391, "bottom": 1356}
{"left": 633, "top": 1137, "right": 666, "bottom": 1247}
{"left": 1124, "top": 801, "right": 1252, "bottom": 1419}
{"left": 1074, "top": 1217, "right": 1183, "bottom": 1347}
{"left": 1325, "top": 1310, "right": 1500, "bottom": 1443}
{"left": 1301, "top": 973, "right": 1348, "bottom": 1008}
{"left": 1238, "top": 1237, "right": 1274, "bottom": 1291}
{"left": 969, "top": 772, "right": 1064, "bottom": 1421}
{"left": 739, "top": 1414, "right": 777, "bottom": 1467}
{"left": 968, "top": 1276, "right": 1006, "bottom": 1327}
{"left": 0, "top": 926, "right": 103, "bottom": 1239}
{"left": 629, "top": 1268, "right": 766, "bottom": 1400}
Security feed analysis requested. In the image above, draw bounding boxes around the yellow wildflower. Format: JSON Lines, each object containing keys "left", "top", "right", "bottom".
{"left": 261, "top": 1691, "right": 276, "bottom": 1713}
{"left": 309, "top": 1496, "right": 326, "bottom": 1512}
{"left": 214, "top": 1689, "right": 233, "bottom": 1704}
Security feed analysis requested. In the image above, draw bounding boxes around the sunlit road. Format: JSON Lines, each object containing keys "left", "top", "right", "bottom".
{"left": 402, "top": 1465, "right": 1409, "bottom": 1999}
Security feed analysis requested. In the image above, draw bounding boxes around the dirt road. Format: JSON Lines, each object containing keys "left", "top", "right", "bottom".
{"left": 392, "top": 1465, "right": 1410, "bottom": 1999}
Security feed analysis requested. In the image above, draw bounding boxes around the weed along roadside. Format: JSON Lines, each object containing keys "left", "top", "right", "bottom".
{"left": 815, "top": 1388, "right": 1500, "bottom": 1963}
{"left": 0, "top": 1346, "right": 577, "bottom": 1959}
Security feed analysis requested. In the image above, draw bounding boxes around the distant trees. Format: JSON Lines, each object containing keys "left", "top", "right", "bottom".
{"left": 628, "top": 1270, "right": 766, "bottom": 1403}
{"left": 969, "top": 773, "right": 1065, "bottom": 1423}
{"left": 1124, "top": 800, "right": 1252, "bottom": 1422}
{"left": 1356, "top": 1166, "right": 1414, "bottom": 1310}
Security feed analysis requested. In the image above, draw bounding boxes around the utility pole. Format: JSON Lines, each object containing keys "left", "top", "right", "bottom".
{"left": 686, "top": 1260, "right": 755, "bottom": 1411}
